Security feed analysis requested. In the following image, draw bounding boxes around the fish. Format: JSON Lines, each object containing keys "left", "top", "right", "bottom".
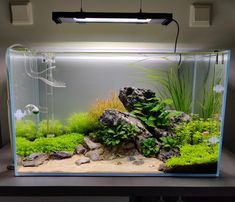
{"left": 206, "top": 136, "right": 220, "bottom": 145}
{"left": 213, "top": 84, "right": 224, "bottom": 93}
{"left": 14, "top": 109, "right": 27, "bottom": 120}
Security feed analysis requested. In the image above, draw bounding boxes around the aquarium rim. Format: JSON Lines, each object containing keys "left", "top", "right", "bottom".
{"left": 8, "top": 46, "right": 230, "bottom": 56}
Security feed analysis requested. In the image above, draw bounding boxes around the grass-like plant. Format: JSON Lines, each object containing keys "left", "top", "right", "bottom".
{"left": 141, "top": 138, "right": 160, "bottom": 157}
{"left": 16, "top": 133, "right": 84, "bottom": 157}
{"left": 36, "top": 120, "right": 64, "bottom": 138}
{"left": 15, "top": 120, "right": 36, "bottom": 141}
{"left": 132, "top": 97, "right": 172, "bottom": 128}
{"left": 166, "top": 143, "right": 219, "bottom": 168}
{"left": 199, "top": 64, "right": 224, "bottom": 119}
{"left": 67, "top": 112, "right": 100, "bottom": 134}
{"left": 138, "top": 63, "right": 192, "bottom": 114}
{"left": 89, "top": 91, "right": 126, "bottom": 120}
{"left": 94, "top": 121, "right": 140, "bottom": 146}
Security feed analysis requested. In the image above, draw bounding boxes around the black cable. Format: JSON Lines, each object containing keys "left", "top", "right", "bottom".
{"left": 172, "top": 19, "right": 179, "bottom": 53}
{"left": 80, "top": 0, "right": 83, "bottom": 12}
{"left": 139, "top": 0, "right": 143, "bottom": 12}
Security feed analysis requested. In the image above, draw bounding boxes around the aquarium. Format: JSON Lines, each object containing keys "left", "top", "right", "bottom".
{"left": 7, "top": 46, "right": 230, "bottom": 176}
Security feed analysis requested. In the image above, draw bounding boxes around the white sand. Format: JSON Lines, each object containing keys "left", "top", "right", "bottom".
{"left": 18, "top": 154, "right": 163, "bottom": 174}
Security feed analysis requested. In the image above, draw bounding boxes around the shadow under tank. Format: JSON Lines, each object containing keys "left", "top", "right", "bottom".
{"left": 7, "top": 47, "right": 230, "bottom": 176}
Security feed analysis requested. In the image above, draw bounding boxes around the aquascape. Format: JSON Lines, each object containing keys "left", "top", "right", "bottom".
{"left": 7, "top": 46, "right": 230, "bottom": 176}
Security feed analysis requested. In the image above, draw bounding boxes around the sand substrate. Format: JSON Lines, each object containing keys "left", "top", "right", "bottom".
{"left": 18, "top": 154, "right": 163, "bottom": 174}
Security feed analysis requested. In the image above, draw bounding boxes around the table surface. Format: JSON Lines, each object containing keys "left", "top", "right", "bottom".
{"left": 0, "top": 145, "right": 235, "bottom": 197}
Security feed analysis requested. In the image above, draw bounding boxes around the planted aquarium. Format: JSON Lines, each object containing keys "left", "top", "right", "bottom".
{"left": 7, "top": 46, "right": 230, "bottom": 176}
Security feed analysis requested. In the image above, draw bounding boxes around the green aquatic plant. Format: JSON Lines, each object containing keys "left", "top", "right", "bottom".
{"left": 175, "top": 118, "right": 220, "bottom": 146}
{"left": 67, "top": 112, "right": 100, "bottom": 134}
{"left": 36, "top": 120, "right": 64, "bottom": 138}
{"left": 16, "top": 133, "right": 84, "bottom": 157}
{"left": 166, "top": 143, "right": 219, "bottom": 168}
{"left": 199, "top": 64, "right": 224, "bottom": 119}
{"left": 141, "top": 138, "right": 160, "bottom": 157}
{"left": 15, "top": 120, "right": 36, "bottom": 141}
{"left": 138, "top": 63, "right": 192, "bottom": 114}
{"left": 132, "top": 97, "right": 171, "bottom": 128}
{"left": 160, "top": 136, "right": 178, "bottom": 150}
{"left": 94, "top": 122, "right": 140, "bottom": 146}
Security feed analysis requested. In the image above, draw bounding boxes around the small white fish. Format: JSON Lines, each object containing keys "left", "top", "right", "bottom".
{"left": 213, "top": 84, "right": 224, "bottom": 93}
{"left": 14, "top": 109, "right": 27, "bottom": 120}
{"left": 206, "top": 137, "right": 220, "bottom": 144}
{"left": 25, "top": 104, "right": 40, "bottom": 115}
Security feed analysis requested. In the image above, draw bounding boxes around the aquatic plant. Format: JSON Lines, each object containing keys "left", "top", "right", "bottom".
{"left": 89, "top": 91, "right": 126, "bottom": 120}
{"left": 94, "top": 122, "right": 139, "bottom": 146}
{"left": 15, "top": 120, "right": 36, "bottom": 141}
{"left": 138, "top": 64, "right": 192, "bottom": 114}
{"left": 199, "top": 62, "right": 224, "bottom": 119}
{"left": 160, "top": 136, "right": 178, "bottom": 150}
{"left": 132, "top": 97, "right": 171, "bottom": 128}
{"left": 16, "top": 133, "right": 84, "bottom": 157}
{"left": 67, "top": 112, "right": 100, "bottom": 134}
{"left": 36, "top": 120, "right": 64, "bottom": 138}
{"left": 175, "top": 118, "right": 220, "bottom": 146}
{"left": 141, "top": 138, "right": 160, "bottom": 157}
{"left": 166, "top": 143, "right": 219, "bottom": 168}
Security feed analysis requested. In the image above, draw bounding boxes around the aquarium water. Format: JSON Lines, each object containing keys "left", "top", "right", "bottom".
{"left": 7, "top": 46, "right": 230, "bottom": 176}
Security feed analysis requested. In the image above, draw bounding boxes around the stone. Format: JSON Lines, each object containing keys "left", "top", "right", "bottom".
{"left": 99, "top": 109, "right": 152, "bottom": 151}
{"left": 157, "top": 149, "right": 179, "bottom": 162}
{"left": 22, "top": 153, "right": 49, "bottom": 167}
{"left": 119, "top": 87, "right": 156, "bottom": 112}
{"left": 127, "top": 156, "right": 136, "bottom": 161}
{"left": 132, "top": 160, "right": 144, "bottom": 165}
{"left": 158, "top": 163, "right": 167, "bottom": 172}
{"left": 84, "top": 137, "right": 102, "bottom": 150}
{"left": 114, "top": 161, "right": 122, "bottom": 165}
{"left": 85, "top": 148, "right": 104, "bottom": 161}
{"left": 168, "top": 110, "right": 191, "bottom": 124}
{"left": 75, "top": 158, "right": 90, "bottom": 166}
{"left": 50, "top": 151, "right": 72, "bottom": 160}
{"left": 76, "top": 144, "right": 87, "bottom": 154}
{"left": 153, "top": 127, "right": 175, "bottom": 139}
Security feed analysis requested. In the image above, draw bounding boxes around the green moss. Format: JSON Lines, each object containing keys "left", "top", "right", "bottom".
{"left": 166, "top": 144, "right": 219, "bottom": 168}
{"left": 15, "top": 120, "right": 36, "bottom": 141}
{"left": 37, "top": 120, "right": 64, "bottom": 138}
{"left": 175, "top": 118, "right": 220, "bottom": 145}
{"left": 67, "top": 112, "right": 100, "bottom": 134}
{"left": 16, "top": 133, "right": 84, "bottom": 157}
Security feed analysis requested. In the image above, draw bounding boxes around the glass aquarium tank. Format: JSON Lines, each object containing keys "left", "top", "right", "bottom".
{"left": 7, "top": 46, "right": 230, "bottom": 176}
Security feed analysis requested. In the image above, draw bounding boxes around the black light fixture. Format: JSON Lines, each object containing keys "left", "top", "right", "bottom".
{"left": 52, "top": 0, "right": 179, "bottom": 53}
{"left": 52, "top": 11, "right": 173, "bottom": 25}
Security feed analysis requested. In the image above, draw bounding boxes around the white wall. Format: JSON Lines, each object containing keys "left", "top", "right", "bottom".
{"left": 0, "top": 0, "right": 235, "bottom": 151}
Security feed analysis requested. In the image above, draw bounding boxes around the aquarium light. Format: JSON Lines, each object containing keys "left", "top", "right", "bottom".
{"left": 52, "top": 12, "right": 173, "bottom": 25}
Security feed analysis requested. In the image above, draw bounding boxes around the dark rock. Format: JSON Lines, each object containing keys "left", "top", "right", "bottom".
{"left": 85, "top": 148, "right": 104, "bottom": 161}
{"left": 75, "top": 158, "right": 90, "bottom": 166}
{"left": 22, "top": 153, "right": 49, "bottom": 167}
{"left": 122, "top": 142, "right": 135, "bottom": 150}
{"left": 152, "top": 127, "right": 175, "bottom": 139}
{"left": 99, "top": 109, "right": 152, "bottom": 151}
{"left": 132, "top": 160, "right": 144, "bottom": 165}
{"left": 168, "top": 110, "right": 191, "bottom": 124}
{"left": 84, "top": 137, "right": 102, "bottom": 150}
{"left": 127, "top": 156, "right": 136, "bottom": 161}
{"left": 50, "top": 151, "right": 72, "bottom": 160}
{"left": 119, "top": 87, "right": 156, "bottom": 112}
{"left": 157, "top": 149, "right": 179, "bottom": 162}
{"left": 158, "top": 163, "right": 167, "bottom": 172}
{"left": 76, "top": 144, "right": 87, "bottom": 154}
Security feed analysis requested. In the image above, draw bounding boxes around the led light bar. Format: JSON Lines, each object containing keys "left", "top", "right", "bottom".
{"left": 52, "top": 12, "right": 173, "bottom": 25}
